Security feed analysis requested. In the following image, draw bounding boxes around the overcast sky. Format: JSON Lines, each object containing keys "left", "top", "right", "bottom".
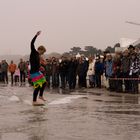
{"left": 0, "top": 0, "right": 140, "bottom": 55}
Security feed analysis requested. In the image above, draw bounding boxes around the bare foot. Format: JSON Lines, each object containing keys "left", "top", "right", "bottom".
{"left": 32, "top": 101, "right": 44, "bottom": 106}
{"left": 39, "top": 97, "right": 47, "bottom": 101}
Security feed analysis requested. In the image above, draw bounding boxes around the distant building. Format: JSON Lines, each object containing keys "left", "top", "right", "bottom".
{"left": 115, "top": 38, "right": 140, "bottom": 52}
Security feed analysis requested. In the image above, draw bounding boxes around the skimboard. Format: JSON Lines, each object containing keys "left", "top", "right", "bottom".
{"left": 32, "top": 103, "right": 45, "bottom": 106}
{"left": 23, "top": 99, "right": 48, "bottom": 107}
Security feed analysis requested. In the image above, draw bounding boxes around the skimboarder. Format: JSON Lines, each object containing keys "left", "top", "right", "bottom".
{"left": 30, "top": 31, "right": 47, "bottom": 106}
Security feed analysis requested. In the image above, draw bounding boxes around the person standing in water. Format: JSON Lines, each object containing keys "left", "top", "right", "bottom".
{"left": 30, "top": 31, "right": 47, "bottom": 106}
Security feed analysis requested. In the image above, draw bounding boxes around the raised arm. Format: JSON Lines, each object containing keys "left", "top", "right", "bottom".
{"left": 31, "top": 31, "right": 41, "bottom": 51}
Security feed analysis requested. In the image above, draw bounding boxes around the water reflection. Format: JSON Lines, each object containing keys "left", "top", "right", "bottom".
{"left": 27, "top": 108, "right": 48, "bottom": 140}
{"left": 122, "top": 96, "right": 139, "bottom": 104}
{"left": 103, "top": 111, "right": 140, "bottom": 115}
{"left": 29, "top": 135, "right": 44, "bottom": 140}
{"left": 93, "top": 95, "right": 140, "bottom": 105}
{"left": 1, "top": 85, "right": 140, "bottom": 140}
{"left": 49, "top": 88, "right": 71, "bottom": 94}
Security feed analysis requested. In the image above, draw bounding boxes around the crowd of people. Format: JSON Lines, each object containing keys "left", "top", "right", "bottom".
{"left": 0, "top": 45, "right": 139, "bottom": 94}
{"left": 41, "top": 44, "right": 140, "bottom": 94}
{"left": 0, "top": 59, "right": 28, "bottom": 85}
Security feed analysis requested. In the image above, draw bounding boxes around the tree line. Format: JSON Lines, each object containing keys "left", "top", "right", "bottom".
{"left": 62, "top": 43, "right": 121, "bottom": 57}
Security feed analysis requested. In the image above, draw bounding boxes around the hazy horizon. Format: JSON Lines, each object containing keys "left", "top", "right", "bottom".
{"left": 0, "top": 0, "right": 140, "bottom": 55}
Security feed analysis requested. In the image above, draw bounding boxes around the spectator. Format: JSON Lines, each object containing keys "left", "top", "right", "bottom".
{"left": 68, "top": 57, "right": 78, "bottom": 89}
{"left": 128, "top": 45, "right": 135, "bottom": 56}
{"left": 59, "top": 56, "right": 69, "bottom": 89}
{"left": 1, "top": 60, "right": 9, "bottom": 84}
{"left": 121, "top": 50, "right": 131, "bottom": 93}
{"left": 105, "top": 54, "right": 114, "bottom": 91}
{"left": 87, "top": 56, "right": 95, "bottom": 88}
{"left": 51, "top": 57, "right": 59, "bottom": 88}
{"left": 9, "top": 60, "right": 17, "bottom": 85}
{"left": 129, "top": 52, "right": 140, "bottom": 94}
{"left": 113, "top": 53, "right": 122, "bottom": 92}
{"left": 18, "top": 58, "right": 26, "bottom": 85}
{"left": 77, "top": 56, "right": 88, "bottom": 88}
{"left": 14, "top": 68, "right": 20, "bottom": 85}
{"left": 95, "top": 56, "right": 104, "bottom": 88}
{"left": 45, "top": 59, "right": 52, "bottom": 88}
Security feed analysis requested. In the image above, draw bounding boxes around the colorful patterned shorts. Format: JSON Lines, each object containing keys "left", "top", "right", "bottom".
{"left": 30, "top": 71, "right": 46, "bottom": 88}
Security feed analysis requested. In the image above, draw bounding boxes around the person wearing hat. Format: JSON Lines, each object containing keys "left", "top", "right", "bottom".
{"left": 95, "top": 56, "right": 104, "bottom": 88}
{"left": 135, "top": 47, "right": 140, "bottom": 60}
{"left": 30, "top": 31, "right": 47, "bottom": 105}
{"left": 128, "top": 45, "right": 135, "bottom": 55}
{"left": 129, "top": 52, "right": 140, "bottom": 94}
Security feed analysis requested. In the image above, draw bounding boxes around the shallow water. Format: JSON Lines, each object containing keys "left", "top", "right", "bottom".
{"left": 0, "top": 86, "right": 140, "bottom": 140}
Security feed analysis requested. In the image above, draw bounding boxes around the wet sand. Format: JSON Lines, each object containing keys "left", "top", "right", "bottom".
{"left": 0, "top": 85, "right": 140, "bottom": 140}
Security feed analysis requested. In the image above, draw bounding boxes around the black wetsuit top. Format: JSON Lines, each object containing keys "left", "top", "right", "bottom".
{"left": 30, "top": 35, "right": 40, "bottom": 74}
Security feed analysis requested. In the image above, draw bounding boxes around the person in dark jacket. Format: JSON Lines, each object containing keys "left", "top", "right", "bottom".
{"left": 30, "top": 31, "right": 47, "bottom": 106}
{"left": 68, "top": 57, "right": 78, "bottom": 90}
{"left": 77, "top": 58, "right": 84, "bottom": 88}
{"left": 51, "top": 57, "right": 59, "bottom": 88}
{"left": 18, "top": 59, "right": 26, "bottom": 85}
{"left": 121, "top": 50, "right": 131, "bottom": 93}
{"left": 95, "top": 57, "right": 104, "bottom": 88}
{"left": 77, "top": 57, "right": 88, "bottom": 88}
{"left": 81, "top": 56, "right": 89, "bottom": 88}
{"left": 113, "top": 53, "right": 123, "bottom": 92}
{"left": 128, "top": 45, "right": 135, "bottom": 56}
{"left": 45, "top": 59, "right": 52, "bottom": 88}
{"left": 59, "top": 56, "right": 69, "bottom": 89}
{"left": 1, "top": 60, "right": 9, "bottom": 84}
